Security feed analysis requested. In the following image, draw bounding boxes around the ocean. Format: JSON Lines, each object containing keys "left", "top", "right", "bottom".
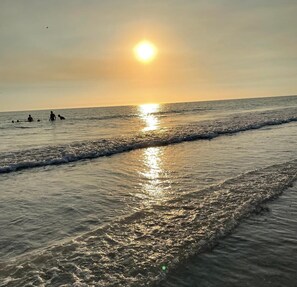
{"left": 1, "top": 95, "right": 297, "bottom": 286}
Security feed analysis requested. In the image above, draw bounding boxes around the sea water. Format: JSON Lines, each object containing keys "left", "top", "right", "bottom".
{"left": 1, "top": 96, "right": 297, "bottom": 286}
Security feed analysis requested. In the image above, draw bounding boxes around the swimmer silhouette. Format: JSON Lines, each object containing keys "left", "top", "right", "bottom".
{"left": 49, "top": 111, "right": 56, "bottom": 121}
{"left": 28, "top": 115, "right": 33, "bottom": 122}
{"left": 58, "top": 114, "right": 65, "bottom": 120}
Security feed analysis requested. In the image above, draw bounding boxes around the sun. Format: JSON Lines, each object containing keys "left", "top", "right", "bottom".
{"left": 134, "top": 41, "right": 157, "bottom": 63}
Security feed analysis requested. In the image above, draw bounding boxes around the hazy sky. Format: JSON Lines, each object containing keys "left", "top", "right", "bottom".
{"left": 0, "top": 0, "right": 297, "bottom": 111}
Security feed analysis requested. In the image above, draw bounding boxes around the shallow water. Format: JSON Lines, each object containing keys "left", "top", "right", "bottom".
{"left": 162, "top": 184, "right": 297, "bottom": 287}
{"left": 1, "top": 96, "right": 297, "bottom": 286}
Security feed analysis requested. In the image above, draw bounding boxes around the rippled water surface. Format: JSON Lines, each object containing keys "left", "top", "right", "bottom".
{"left": 162, "top": 184, "right": 297, "bottom": 287}
{"left": 1, "top": 96, "right": 297, "bottom": 286}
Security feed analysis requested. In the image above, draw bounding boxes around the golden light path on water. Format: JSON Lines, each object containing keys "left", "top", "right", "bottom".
{"left": 141, "top": 147, "right": 164, "bottom": 198}
{"left": 138, "top": 104, "right": 169, "bottom": 198}
{"left": 138, "top": 103, "right": 160, "bottom": 132}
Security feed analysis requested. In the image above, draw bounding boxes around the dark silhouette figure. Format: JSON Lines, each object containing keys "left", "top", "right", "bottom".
{"left": 17, "top": 120, "right": 20, "bottom": 123}
{"left": 12, "top": 120, "right": 14, "bottom": 123}
{"left": 49, "top": 111, "right": 56, "bottom": 121}
{"left": 37, "top": 119, "right": 40, "bottom": 122}
{"left": 58, "top": 114, "right": 65, "bottom": 120}
{"left": 28, "top": 115, "right": 33, "bottom": 122}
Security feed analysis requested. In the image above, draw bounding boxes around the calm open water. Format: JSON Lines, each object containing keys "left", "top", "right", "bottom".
{"left": 1, "top": 95, "right": 297, "bottom": 286}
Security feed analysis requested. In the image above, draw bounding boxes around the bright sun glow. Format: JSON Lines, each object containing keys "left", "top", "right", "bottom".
{"left": 139, "top": 103, "right": 159, "bottom": 114}
{"left": 139, "top": 104, "right": 160, "bottom": 132}
{"left": 134, "top": 41, "right": 157, "bottom": 63}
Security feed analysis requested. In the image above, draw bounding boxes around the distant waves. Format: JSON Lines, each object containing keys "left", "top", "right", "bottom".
{"left": 1, "top": 107, "right": 297, "bottom": 174}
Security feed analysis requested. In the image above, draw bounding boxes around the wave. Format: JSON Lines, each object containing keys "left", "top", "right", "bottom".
{"left": 70, "top": 107, "right": 209, "bottom": 122}
{"left": 14, "top": 126, "right": 37, "bottom": 129}
{"left": 1, "top": 108, "right": 297, "bottom": 174}
{"left": 1, "top": 160, "right": 296, "bottom": 286}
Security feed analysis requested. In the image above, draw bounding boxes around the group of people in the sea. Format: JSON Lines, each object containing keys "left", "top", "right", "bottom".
{"left": 12, "top": 111, "right": 66, "bottom": 123}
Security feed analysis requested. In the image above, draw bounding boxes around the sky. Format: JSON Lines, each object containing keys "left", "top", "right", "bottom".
{"left": 0, "top": 0, "right": 297, "bottom": 111}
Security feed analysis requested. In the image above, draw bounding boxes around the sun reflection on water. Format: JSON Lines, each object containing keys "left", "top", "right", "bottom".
{"left": 138, "top": 103, "right": 160, "bottom": 132}
{"left": 141, "top": 147, "right": 164, "bottom": 198}
{"left": 138, "top": 104, "right": 171, "bottom": 200}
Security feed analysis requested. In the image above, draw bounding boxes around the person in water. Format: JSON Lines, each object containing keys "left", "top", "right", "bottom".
{"left": 58, "top": 114, "right": 65, "bottom": 120}
{"left": 49, "top": 111, "right": 56, "bottom": 121}
{"left": 28, "top": 115, "right": 33, "bottom": 122}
